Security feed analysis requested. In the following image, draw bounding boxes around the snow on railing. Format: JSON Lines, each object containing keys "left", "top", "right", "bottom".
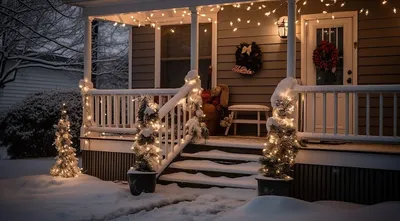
{"left": 293, "top": 84, "right": 400, "bottom": 143}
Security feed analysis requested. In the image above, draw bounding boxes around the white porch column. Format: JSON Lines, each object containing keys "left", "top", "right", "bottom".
{"left": 287, "top": 0, "right": 296, "bottom": 78}
{"left": 190, "top": 6, "right": 199, "bottom": 71}
{"left": 84, "top": 16, "right": 93, "bottom": 83}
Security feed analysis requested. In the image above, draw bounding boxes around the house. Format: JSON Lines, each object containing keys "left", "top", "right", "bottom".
{"left": 0, "top": 61, "right": 82, "bottom": 113}
{"left": 64, "top": 0, "right": 400, "bottom": 205}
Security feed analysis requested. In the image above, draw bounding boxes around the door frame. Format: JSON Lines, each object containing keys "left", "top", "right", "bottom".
{"left": 300, "top": 11, "right": 358, "bottom": 133}
{"left": 300, "top": 11, "right": 358, "bottom": 85}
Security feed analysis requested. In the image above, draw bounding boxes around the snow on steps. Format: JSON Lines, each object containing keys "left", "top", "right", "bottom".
{"left": 181, "top": 150, "right": 261, "bottom": 162}
{"left": 169, "top": 160, "right": 259, "bottom": 175}
{"left": 159, "top": 172, "right": 257, "bottom": 189}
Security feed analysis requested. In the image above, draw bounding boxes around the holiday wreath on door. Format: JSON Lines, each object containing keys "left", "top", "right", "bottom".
{"left": 232, "top": 42, "right": 262, "bottom": 75}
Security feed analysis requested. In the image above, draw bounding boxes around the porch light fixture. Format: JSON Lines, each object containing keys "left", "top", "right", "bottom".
{"left": 277, "top": 16, "right": 288, "bottom": 39}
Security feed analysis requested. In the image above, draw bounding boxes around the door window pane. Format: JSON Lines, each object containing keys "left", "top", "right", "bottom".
{"left": 316, "top": 27, "right": 344, "bottom": 86}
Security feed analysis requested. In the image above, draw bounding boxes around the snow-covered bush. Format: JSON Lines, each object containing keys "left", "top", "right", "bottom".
{"left": 0, "top": 89, "right": 82, "bottom": 158}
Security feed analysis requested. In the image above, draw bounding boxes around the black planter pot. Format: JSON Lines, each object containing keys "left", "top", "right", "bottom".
{"left": 127, "top": 170, "right": 157, "bottom": 196}
{"left": 256, "top": 175, "right": 293, "bottom": 196}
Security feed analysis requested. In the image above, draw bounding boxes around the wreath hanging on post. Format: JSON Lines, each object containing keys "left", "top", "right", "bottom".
{"left": 312, "top": 41, "right": 339, "bottom": 73}
{"left": 232, "top": 42, "right": 262, "bottom": 75}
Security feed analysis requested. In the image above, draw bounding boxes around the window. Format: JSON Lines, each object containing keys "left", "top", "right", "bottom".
{"left": 160, "top": 23, "right": 212, "bottom": 89}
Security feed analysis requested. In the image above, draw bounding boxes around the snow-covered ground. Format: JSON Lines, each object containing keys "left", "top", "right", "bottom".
{"left": 0, "top": 158, "right": 254, "bottom": 221}
{"left": 1, "top": 158, "right": 399, "bottom": 221}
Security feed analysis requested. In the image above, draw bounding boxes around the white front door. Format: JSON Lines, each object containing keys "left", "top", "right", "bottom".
{"left": 303, "top": 15, "right": 356, "bottom": 134}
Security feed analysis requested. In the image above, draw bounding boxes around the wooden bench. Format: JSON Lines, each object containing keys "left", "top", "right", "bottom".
{"left": 225, "top": 105, "right": 270, "bottom": 137}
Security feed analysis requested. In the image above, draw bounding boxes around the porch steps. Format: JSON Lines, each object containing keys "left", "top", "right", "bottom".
{"left": 180, "top": 150, "right": 260, "bottom": 162}
{"left": 159, "top": 172, "right": 257, "bottom": 189}
{"left": 158, "top": 138, "right": 264, "bottom": 189}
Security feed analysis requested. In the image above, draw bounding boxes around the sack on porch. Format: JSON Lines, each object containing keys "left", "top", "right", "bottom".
{"left": 201, "top": 84, "right": 229, "bottom": 135}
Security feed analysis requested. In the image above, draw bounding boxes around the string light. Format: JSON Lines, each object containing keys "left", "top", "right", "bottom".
{"left": 265, "top": 12, "right": 271, "bottom": 16}
{"left": 394, "top": 8, "right": 397, "bottom": 14}
{"left": 113, "top": 22, "right": 117, "bottom": 26}
{"left": 341, "top": 2, "right": 346, "bottom": 7}
{"left": 247, "top": 20, "right": 251, "bottom": 23}
{"left": 257, "top": 22, "right": 261, "bottom": 26}
{"left": 382, "top": 0, "right": 387, "bottom": 4}
{"left": 233, "top": 27, "right": 237, "bottom": 32}
{"left": 237, "top": 18, "right": 241, "bottom": 22}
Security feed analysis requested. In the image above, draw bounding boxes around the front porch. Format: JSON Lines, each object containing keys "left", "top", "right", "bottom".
{"left": 69, "top": 0, "right": 400, "bottom": 204}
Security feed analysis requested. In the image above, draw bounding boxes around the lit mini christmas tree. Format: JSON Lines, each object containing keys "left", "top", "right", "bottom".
{"left": 131, "top": 96, "right": 162, "bottom": 172}
{"left": 259, "top": 78, "right": 300, "bottom": 179}
{"left": 50, "top": 103, "right": 81, "bottom": 178}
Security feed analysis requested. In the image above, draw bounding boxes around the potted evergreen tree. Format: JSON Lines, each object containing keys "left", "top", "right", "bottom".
{"left": 257, "top": 78, "right": 300, "bottom": 196}
{"left": 128, "top": 96, "right": 162, "bottom": 196}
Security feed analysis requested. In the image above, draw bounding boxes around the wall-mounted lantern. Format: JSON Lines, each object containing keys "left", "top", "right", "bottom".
{"left": 277, "top": 16, "right": 288, "bottom": 39}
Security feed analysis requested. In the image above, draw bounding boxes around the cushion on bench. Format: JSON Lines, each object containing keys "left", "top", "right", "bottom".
{"left": 228, "top": 104, "right": 270, "bottom": 111}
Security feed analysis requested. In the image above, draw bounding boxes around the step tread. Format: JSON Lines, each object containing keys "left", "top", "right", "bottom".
{"left": 169, "top": 160, "right": 259, "bottom": 175}
{"left": 159, "top": 172, "right": 257, "bottom": 189}
{"left": 194, "top": 136, "right": 265, "bottom": 150}
{"left": 181, "top": 150, "right": 261, "bottom": 162}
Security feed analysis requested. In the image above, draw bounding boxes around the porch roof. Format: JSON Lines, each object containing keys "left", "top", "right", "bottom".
{"left": 63, "top": 0, "right": 278, "bottom": 16}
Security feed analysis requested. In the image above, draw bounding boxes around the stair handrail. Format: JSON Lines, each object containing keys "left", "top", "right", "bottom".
{"left": 156, "top": 70, "right": 203, "bottom": 177}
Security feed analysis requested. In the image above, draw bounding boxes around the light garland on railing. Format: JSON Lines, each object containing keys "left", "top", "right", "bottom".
{"left": 79, "top": 79, "right": 93, "bottom": 137}
{"left": 184, "top": 70, "right": 209, "bottom": 140}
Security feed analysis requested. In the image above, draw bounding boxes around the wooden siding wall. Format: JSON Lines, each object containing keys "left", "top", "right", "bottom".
{"left": 217, "top": 0, "right": 400, "bottom": 136}
{"left": 131, "top": 26, "right": 155, "bottom": 88}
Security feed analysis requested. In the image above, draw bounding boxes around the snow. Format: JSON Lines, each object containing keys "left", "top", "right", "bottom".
{"left": 159, "top": 172, "right": 257, "bottom": 189}
{"left": 170, "top": 160, "right": 259, "bottom": 175}
{"left": 0, "top": 158, "right": 255, "bottom": 221}
{"left": 217, "top": 196, "right": 400, "bottom": 221}
{"left": 270, "top": 77, "right": 298, "bottom": 108}
{"left": 181, "top": 150, "right": 261, "bottom": 162}
{"left": 194, "top": 136, "right": 265, "bottom": 149}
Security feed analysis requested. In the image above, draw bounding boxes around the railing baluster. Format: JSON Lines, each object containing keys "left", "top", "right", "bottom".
{"left": 165, "top": 111, "right": 169, "bottom": 159}
{"left": 394, "top": 93, "right": 397, "bottom": 137}
{"left": 94, "top": 96, "right": 99, "bottom": 126}
{"left": 322, "top": 92, "right": 327, "bottom": 134}
{"left": 354, "top": 93, "right": 358, "bottom": 135}
{"left": 334, "top": 92, "right": 338, "bottom": 135}
{"left": 158, "top": 95, "right": 162, "bottom": 108}
{"left": 134, "top": 96, "right": 139, "bottom": 123}
{"left": 366, "top": 93, "right": 370, "bottom": 136}
{"left": 177, "top": 104, "right": 182, "bottom": 144}
{"left": 379, "top": 93, "right": 383, "bottom": 136}
{"left": 122, "top": 95, "right": 126, "bottom": 128}
{"left": 113, "top": 95, "right": 118, "bottom": 128}
{"left": 171, "top": 106, "right": 175, "bottom": 152}
{"left": 345, "top": 93, "right": 349, "bottom": 135}
{"left": 101, "top": 95, "right": 105, "bottom": 127}
{"left": 183, "top": 102, "right": 187, "bottom": 137}
{"left": 312, "top": 92, "right": 316, "bottom": 133}
{"left": 107, "top": 96, "right": 111, "bottom": 127}
{"left": 129, "top": 96, "right": 134, "bottom": 127}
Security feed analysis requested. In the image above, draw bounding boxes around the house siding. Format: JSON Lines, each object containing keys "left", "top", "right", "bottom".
{"left": 217, "top": 0, "right": 400, "bottom": 136}
{"left": 131, "top": 26, "right": 155, "bottom": 88}
{"left": 0, "top": 66, "right": 81, "bottom": 113}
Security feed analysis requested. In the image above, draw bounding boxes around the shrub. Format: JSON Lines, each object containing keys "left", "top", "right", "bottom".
{"left": 0, "top": 89, "right": 82, "bottom": 158}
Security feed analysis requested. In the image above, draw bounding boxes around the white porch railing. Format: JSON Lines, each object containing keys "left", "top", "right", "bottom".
{"left": 81, "top": 71, "right": 201, "bottom": 176}
{"left": 293, "top": 85, "right": 400, "bottom": 143}
{"left": 86, "top": 88, "right": 179, "bottom": 134}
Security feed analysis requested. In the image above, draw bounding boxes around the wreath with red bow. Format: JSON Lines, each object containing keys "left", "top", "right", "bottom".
{"left": 313, "top": 41, "right": 339, "bottom": 73}
{"left": 232, "top": 42, "right": 262, "bottom": 75}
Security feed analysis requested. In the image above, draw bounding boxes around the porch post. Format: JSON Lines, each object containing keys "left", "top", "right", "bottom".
{"left": 84, "top": 16, "right": 93, "bottom": 83}
{"left": 190, "top": 6, "right": 199, "bottom": 71}
{"left": 287, "top": 0, "right": 296, "bottom": 78}
{"left": 128, "top": 27, "right": 133, "bottom": 89}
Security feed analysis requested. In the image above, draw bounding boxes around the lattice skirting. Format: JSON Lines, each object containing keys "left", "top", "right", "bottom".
{"left": 82, "top": 150, "right": 135, "bottom": 181}
{"left": 290, "top": 164, "right": 400, "bottom": 205}
{"left": 82, "top": 150, "right": 400, "bottom": 204}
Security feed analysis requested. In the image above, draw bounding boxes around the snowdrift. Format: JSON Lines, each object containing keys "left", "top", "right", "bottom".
{"left": 217, "top": 195, "right": 400, "bottom": 221}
